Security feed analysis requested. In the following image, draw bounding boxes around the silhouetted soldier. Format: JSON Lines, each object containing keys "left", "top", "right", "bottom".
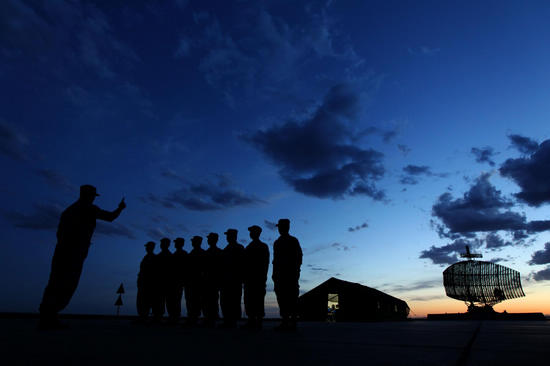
{"left": 203, "top": 232, "right": 223, "bottom": 326}
{"left": 171, "top": 237, "right": 188, "bottom": 323}
{"left": 272, "top": 219, "right": 302, "bottom": 330}
{"left": 136, "top": 241, "right": 158, "bottom": 322}
{"left": 220, "top": 229, "right": 245, "bottom": 328}
{"left": 39, "top": 185, "right": 126, "bottom": 329}
{"left": 242, "top": 225, "right": 270, "bottom": 330}
{"left": 185, "top": 236, "right": 205, "bottom": 326}
{"left": 155, "top": 238, "right": 177, "bottom": 322}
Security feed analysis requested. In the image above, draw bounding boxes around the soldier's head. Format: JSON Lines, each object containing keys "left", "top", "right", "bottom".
{"left": 79, "top": 184, "right": 99, "bottom": 205}
{"left": 174, "top": 237, "right": 185, "bottom": 250}
{"left": 224, "top": 229, "right": 238, "bottom": 243}
{"left": 248, "top": 225, "right": 262, "bottom": 240}
{"left": 160, "top": 237, "right": 170, "bottom": 251}
{"left": 276, "top": 218, "right": 290, "bottom": 235}
{"left": 145, "top": 241, "right": 155, "bottom": 254}
{"left": 207, "top": 232, "right": 218, "bottom": 247}
{"left": 191, "top": 236, "right": 203, "bottom": 249}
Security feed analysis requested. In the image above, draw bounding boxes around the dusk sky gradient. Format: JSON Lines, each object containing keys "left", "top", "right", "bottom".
{"left": 2, "top": 0, "right": 550, "bottom": 317}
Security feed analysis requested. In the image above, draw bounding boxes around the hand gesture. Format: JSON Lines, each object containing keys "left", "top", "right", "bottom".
{"left": 118, "top": 197, "right": 126, "bottom": 210}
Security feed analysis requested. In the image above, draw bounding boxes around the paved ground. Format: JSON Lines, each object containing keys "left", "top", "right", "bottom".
{"left": 0, "top": 318, "right": 548, "bottom": 365}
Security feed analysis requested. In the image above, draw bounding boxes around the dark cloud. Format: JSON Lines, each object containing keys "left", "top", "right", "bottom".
{"left": 500, "top": 139, "right": 550, "bottom": 206}
{"left": 306, "top": 264, "right": 329, "bottom": 272}
{"left": 245, "top": 83, "right": 385, "bottom": 200}
{"left": 471, "top": 146, "right": 496, "bottom": 166}
{"left": 508, "top": 134, "right": 538, "bottom": 155}
{"left": 4, "top": 203, "right": 61, "bottom": 230}
{"left": 432, "top": 173, "right": 525, "bottom": 235}
{"left": 36, "top": 169, "right": 77, "bottom": 193}
{"left": 489, "top": 257, "right": 509, "bottom": 263}
{"left": 532, "top": 266, "right": 550, "bottom": 281}
{"left": 264, "top": 220, "right": 277, "bottom": 231}
{"left": 331, "top": 242, "right": 350, "bottom": 251}
{"left": 383, "top": 279, "right": 441, "bottom": 293}
{"left": 485, "top": 233, "right": 512, "bottom": 250}
{"left": 400, "top": 165, "right": 447, "bottom": 185}
{"left": 0, "top": 119, "right": 29, "bottom": 161}
{"left": 348, "top": 221, "right": 368, "bottom": 232}
{"left": 5, "top": 203, "right": 135, "bottom": 239}
{"left": 144, "top": 175, "right": 264, "bottom": 211}
{"left": 419, "top": 238, "right": 481, "bottom": 265}
{"left": 96, "top": 222, "right": 136, "bottom": 240}
{"left": 397, "top": 144, "right": 411, "bottom": 156}
{"left": 529, "top": 242, "right": 550, "bottom": 265}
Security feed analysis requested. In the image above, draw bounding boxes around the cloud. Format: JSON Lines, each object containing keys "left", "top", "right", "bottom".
{"left": 348, "top": 221, "right": 368, "bottom": 232}
{"left": 264, "top": 220, "right": 277, "bottom": 231}
{"left": 529, "top": 242, "right": 550, "bottom": 265}
{"left": 306, "top": 264, "right": 329, "bottom": 272}
{"left": 331, "top": 242, "right": 350, "bottom": 251}
{"left": 383, "top": 279, "right": 441, "bottom": 293}
{"left": 144, "top": 175, "right": 264, "bottom": 211}
{"left": 508, "top": 134, "right": 538, "bottom": 155}
{"left": 307, "top": 241, "right": 351, "bottom": 255}
{"left": 419, "top": 238, "right": 481, "bottom": 265}
{"left": 35, "top": 169, "right": 77, "bottom": 193}
{"left": 4, "top": 203, "right": 62, "bottom": 230}
{"left": 471, "top": 146, "right": 496, "bottom": 166}
{"left": 96, "top": 222, "right": 136, "bottom": 240}
{"left": 532, "top": 266, "right": 550, "bottom": 281}
{"left": 500, "top": 139, "right": 550, "bottom": 206}
{"left": 408, "top": 46, "right": 440, "bottom": 56}
{"left": 397, "top": 144, "right": 411, "bottom": 156}
{"left": 485, "top": 232, "right": 512, "bottom": 250}
{"left": 244, "top": 83, "right": 385, "bottom": 200}
{"left": 400, "top": 164, "right": 447, "bottom": 185}
{"left": 0, "top": 119, "right": 29, "bottom": 161}
{"left": 432, "top": 173, "right": 525, "bottom": 235}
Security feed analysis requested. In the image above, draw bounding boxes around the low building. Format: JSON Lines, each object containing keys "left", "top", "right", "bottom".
{"left": 298, "top": 277, "right": 410, "bottom": 321}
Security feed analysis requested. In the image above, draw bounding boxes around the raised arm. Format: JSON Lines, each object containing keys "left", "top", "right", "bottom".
{"left": 96, "top": 198, "right": 126, "bottom": 222}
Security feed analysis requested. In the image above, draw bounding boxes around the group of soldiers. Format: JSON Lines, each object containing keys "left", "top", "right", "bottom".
{"left": 137, "top": 219, "right": 303, "bottom": 330}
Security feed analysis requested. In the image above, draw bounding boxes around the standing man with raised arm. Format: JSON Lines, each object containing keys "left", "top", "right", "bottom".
{"left": 272, "top": 219, "right": 302, "bottom": 331}
{"left": 39, "top": 184, "right": 126, "bottom": 329}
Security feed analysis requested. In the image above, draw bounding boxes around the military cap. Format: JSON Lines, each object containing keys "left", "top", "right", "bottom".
{"left": 160, "top": 237, "right": 171, "bottom": 244}
{"left": 224, "top": 228, "right": 238, "bottom": 235}
{"left": 191, "top": 235, "right": 203, "bottom": 243}
{"left": 207, "top": 232, "right": 218, "bottom": 239}
{"left": 144, "top": 241, "right": 155, "bottom": 249}
{"left": 80, "top": 184, "right": 99, "bottom": 196}
{"left": 174, "top": 237, "right": 185, "bottom": 244}
{"left": 248, "top": 225, "right": 262, "bottom": 234}
{"left": 276, "top": 218, "right": 290, "bottom": 226}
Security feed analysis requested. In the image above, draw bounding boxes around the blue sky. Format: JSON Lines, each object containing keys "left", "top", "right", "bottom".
{"left": 2, "top": 0, "right": 550, "bottom": 317}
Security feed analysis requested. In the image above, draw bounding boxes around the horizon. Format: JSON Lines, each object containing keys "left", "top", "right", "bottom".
{"left": 2, "top": 0, "right": 550, "bottom": 318}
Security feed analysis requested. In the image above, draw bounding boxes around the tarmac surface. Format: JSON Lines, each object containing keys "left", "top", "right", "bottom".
{"left": 0, "top": 318, "right": 548, "bottom": 365}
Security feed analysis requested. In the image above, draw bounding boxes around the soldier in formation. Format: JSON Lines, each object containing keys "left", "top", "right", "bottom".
{"left": 272, "top": 219, "right": 303, "bottom": 330}
{"left": 136, "top": 241, "right": 158, "bottom": 322}
{"left": 132, "top": 220, "right": 300, "bottom": 330}
{"left": 242, "top": 225, "right": 270, "bottom": 330}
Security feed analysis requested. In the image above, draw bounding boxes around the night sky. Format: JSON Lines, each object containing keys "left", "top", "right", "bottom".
{"left": 2, "top": 0, "right": 550, "bottom": 317}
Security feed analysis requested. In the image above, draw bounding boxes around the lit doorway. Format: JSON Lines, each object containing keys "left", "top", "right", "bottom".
{"left": 327, "top": 293, "right": 339, "bottom": 322}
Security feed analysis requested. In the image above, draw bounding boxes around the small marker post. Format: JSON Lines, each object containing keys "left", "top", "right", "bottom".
{"left": 115, "top": 283, "right": 125, "bottom": 316}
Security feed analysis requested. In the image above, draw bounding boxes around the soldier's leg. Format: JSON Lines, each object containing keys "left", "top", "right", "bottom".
{"left": 40, "top": 247, "right": 85, "bottom": 319}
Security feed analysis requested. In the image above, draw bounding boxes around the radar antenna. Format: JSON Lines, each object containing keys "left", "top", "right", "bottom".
{"left": 460, "top": 245, "right": 482, "bottom": 259}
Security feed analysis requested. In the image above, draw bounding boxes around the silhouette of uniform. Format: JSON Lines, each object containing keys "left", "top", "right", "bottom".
{"left": 203, "top": 233, "right": 223, "bottom": 325}
{"left": 136, "top": 241, "right": 158, "bottom": 320}
{"left": 39, "top": 185, "right": 126, "bottom": 328}
{"left": 243, "top": 225, "right": 269, "bottom": 329}
{"left": 272, "top": 219, "right": 302, "bottom": 330}
{"left": 185, "top": 236, "right": 205, "bottom": 325}
{"left": 220, "top": 229, "right": 245, "bottom": 327}
{"left": 155, "top": 238, "right": 178, "bottom": 321}
{"left": 171, "top": 237, "right": 188, "bottom": 322}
